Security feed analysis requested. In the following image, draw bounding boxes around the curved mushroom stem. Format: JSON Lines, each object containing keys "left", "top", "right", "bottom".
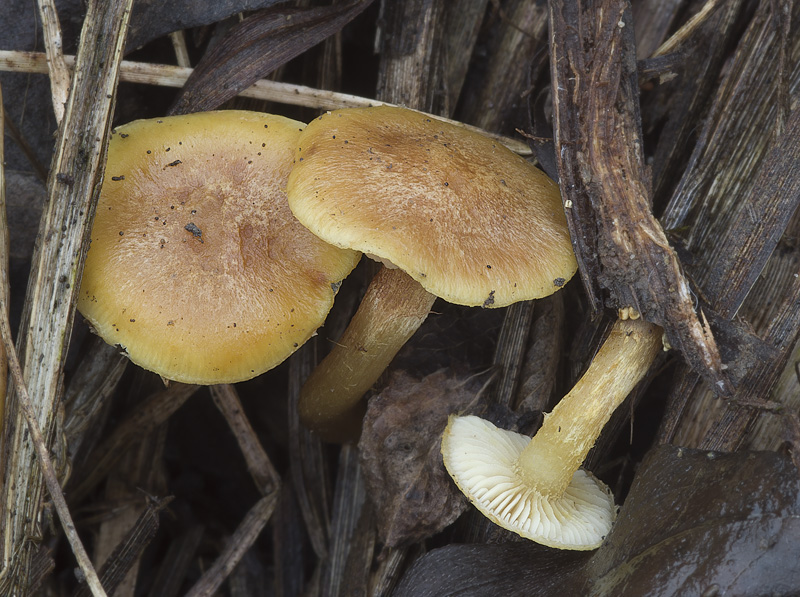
{"left": 517, "top": 317, "right": 662, "bottom": 496}
{"left": 299, "top": 266, "right": 437, "bottom": 442}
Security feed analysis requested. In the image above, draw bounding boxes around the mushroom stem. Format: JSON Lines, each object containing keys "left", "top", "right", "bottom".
{"left": 517, "top": 317, "right": 662, "bottom": 496}
{"left": 299, "top": 266, "right": 436, "bottom": 442}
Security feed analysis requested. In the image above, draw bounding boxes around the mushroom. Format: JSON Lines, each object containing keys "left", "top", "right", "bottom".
{"left": 441, "top": 317, "right": 662, "bottom": 550}
{"left": 286, "top": 105, "right": 577, "bottom": 441}
{"left": 78, "top": 111, "right": 360, "bottom": 385}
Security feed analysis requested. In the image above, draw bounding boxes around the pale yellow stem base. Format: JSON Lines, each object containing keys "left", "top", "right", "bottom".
{"left": 299, "top": 267, "right": 437, "bottom": 442}
{"left": 518, "top": 318, "right": 663, "bottom": 496}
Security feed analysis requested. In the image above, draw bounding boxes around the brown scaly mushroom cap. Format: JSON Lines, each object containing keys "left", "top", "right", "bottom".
{"left": 442, "top": 317, "right": 663, "bottom": 550}
{"left": 286, "top": 106, "right": 577, "bottom": 441}
{"left": 287, "top": 105, "right": 577, "bottom": 308}
{"left": 78, "top": 111, "right": 360, "bottom": 385}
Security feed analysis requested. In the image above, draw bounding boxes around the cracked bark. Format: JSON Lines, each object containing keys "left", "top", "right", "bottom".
{"left": 548, "top": 0, "right": 729, "bottom": 394}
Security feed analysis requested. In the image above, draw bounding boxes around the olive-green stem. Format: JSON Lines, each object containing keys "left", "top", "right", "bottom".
{"left": 517, "top": 317, "right": 662, "bottom": 496}
{"left": 299, "top": 266, "right": 437, "bottom": 442}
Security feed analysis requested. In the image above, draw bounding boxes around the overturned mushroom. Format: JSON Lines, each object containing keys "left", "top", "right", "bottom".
{"left": 78, "top": 111, "right": 360, "bottom": 385}
{"left": 441, "top": 317, "right": 662, "bottom": 550}
{"left": 287, "top": 105, "right": 577, "bottom": 441}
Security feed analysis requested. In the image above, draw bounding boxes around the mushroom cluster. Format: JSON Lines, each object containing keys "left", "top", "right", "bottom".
{"left": 78, "top": 110, "right": 360, "bottom": 385}
{"left": 81, "top": 106, "right": 658, "bottom": 550}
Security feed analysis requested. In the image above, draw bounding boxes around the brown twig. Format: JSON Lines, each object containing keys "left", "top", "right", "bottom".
{"left": 0, "top": 297, "right": 106, "bottom": 597}
{"left": 168, "top": 30, "right": 191, "bottom": 69}
{"left": 660, "top": 0, "right": 800, "bottom": 445}
{"left": 35, "top": 0, "right": 70, "bottom": 123}
{"left": 321, "top": 445, "right": 367, "bottom": 597}
{"left": 652, "top": 0, "right": 726, "bottom": 57}
{"left": 71, "top": 496, "right": 173, "bottom": 597}
{"left": 183, "top": 493, "right": 279, "bottom": 597}
{"left": 0, "top": 85, "right": 8, "bottom": 440}
{"left": 0, "top": 50, "right": 531, "bottom": 156}
{"left": 68, "top": 382, "right": 200, "bottom": 503}
{"left": 210, "top": 384, "right": 280, "bottom": 496}
{"left": 0, "top": 0, "right": 135, "bottom": 586}
{"left": 548, "top": 0, "right": 729, "bottom": 393}
{"left": 62, "top": 337, "right": 128, "bottom": 466}
{"left": 288, "top": 341, "right": 332, "bottom": 559}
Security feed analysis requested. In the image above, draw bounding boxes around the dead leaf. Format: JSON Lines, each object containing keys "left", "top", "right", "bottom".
{"left": 127, "top": 0, "right": 284, "bottom": 51}
{"left": 169, "top": 0, "right": 375, "bottom": 115}
{"left": 394, "top": 541, "right": 587, "bottom": 597}
{"left": 358, "top": 369, "right": 491, "bottom": 548}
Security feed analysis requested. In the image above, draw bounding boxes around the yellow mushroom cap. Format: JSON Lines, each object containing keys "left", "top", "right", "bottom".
{"left": 286, "top": 106, "right": 577, "bottom": 308}
{"left": 78, "top": 111, "right": 360, "bottom": 385}
{"left": 441, "top": 415, "right": 616, "bottom": 550}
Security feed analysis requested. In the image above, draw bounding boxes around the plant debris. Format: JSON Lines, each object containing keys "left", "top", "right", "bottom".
{"left": 394, "top": 446, "right": 800, "bottom": 596}
{"left": 359, "top": 369, "right": 491, "bottom": 547}
{"left": 2, "top": 0, "right": 800, "bottom": 594}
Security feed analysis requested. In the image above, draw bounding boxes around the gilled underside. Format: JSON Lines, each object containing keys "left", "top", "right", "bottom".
{"left": 442, "top": 415, "right": 616, "bottom": 550}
